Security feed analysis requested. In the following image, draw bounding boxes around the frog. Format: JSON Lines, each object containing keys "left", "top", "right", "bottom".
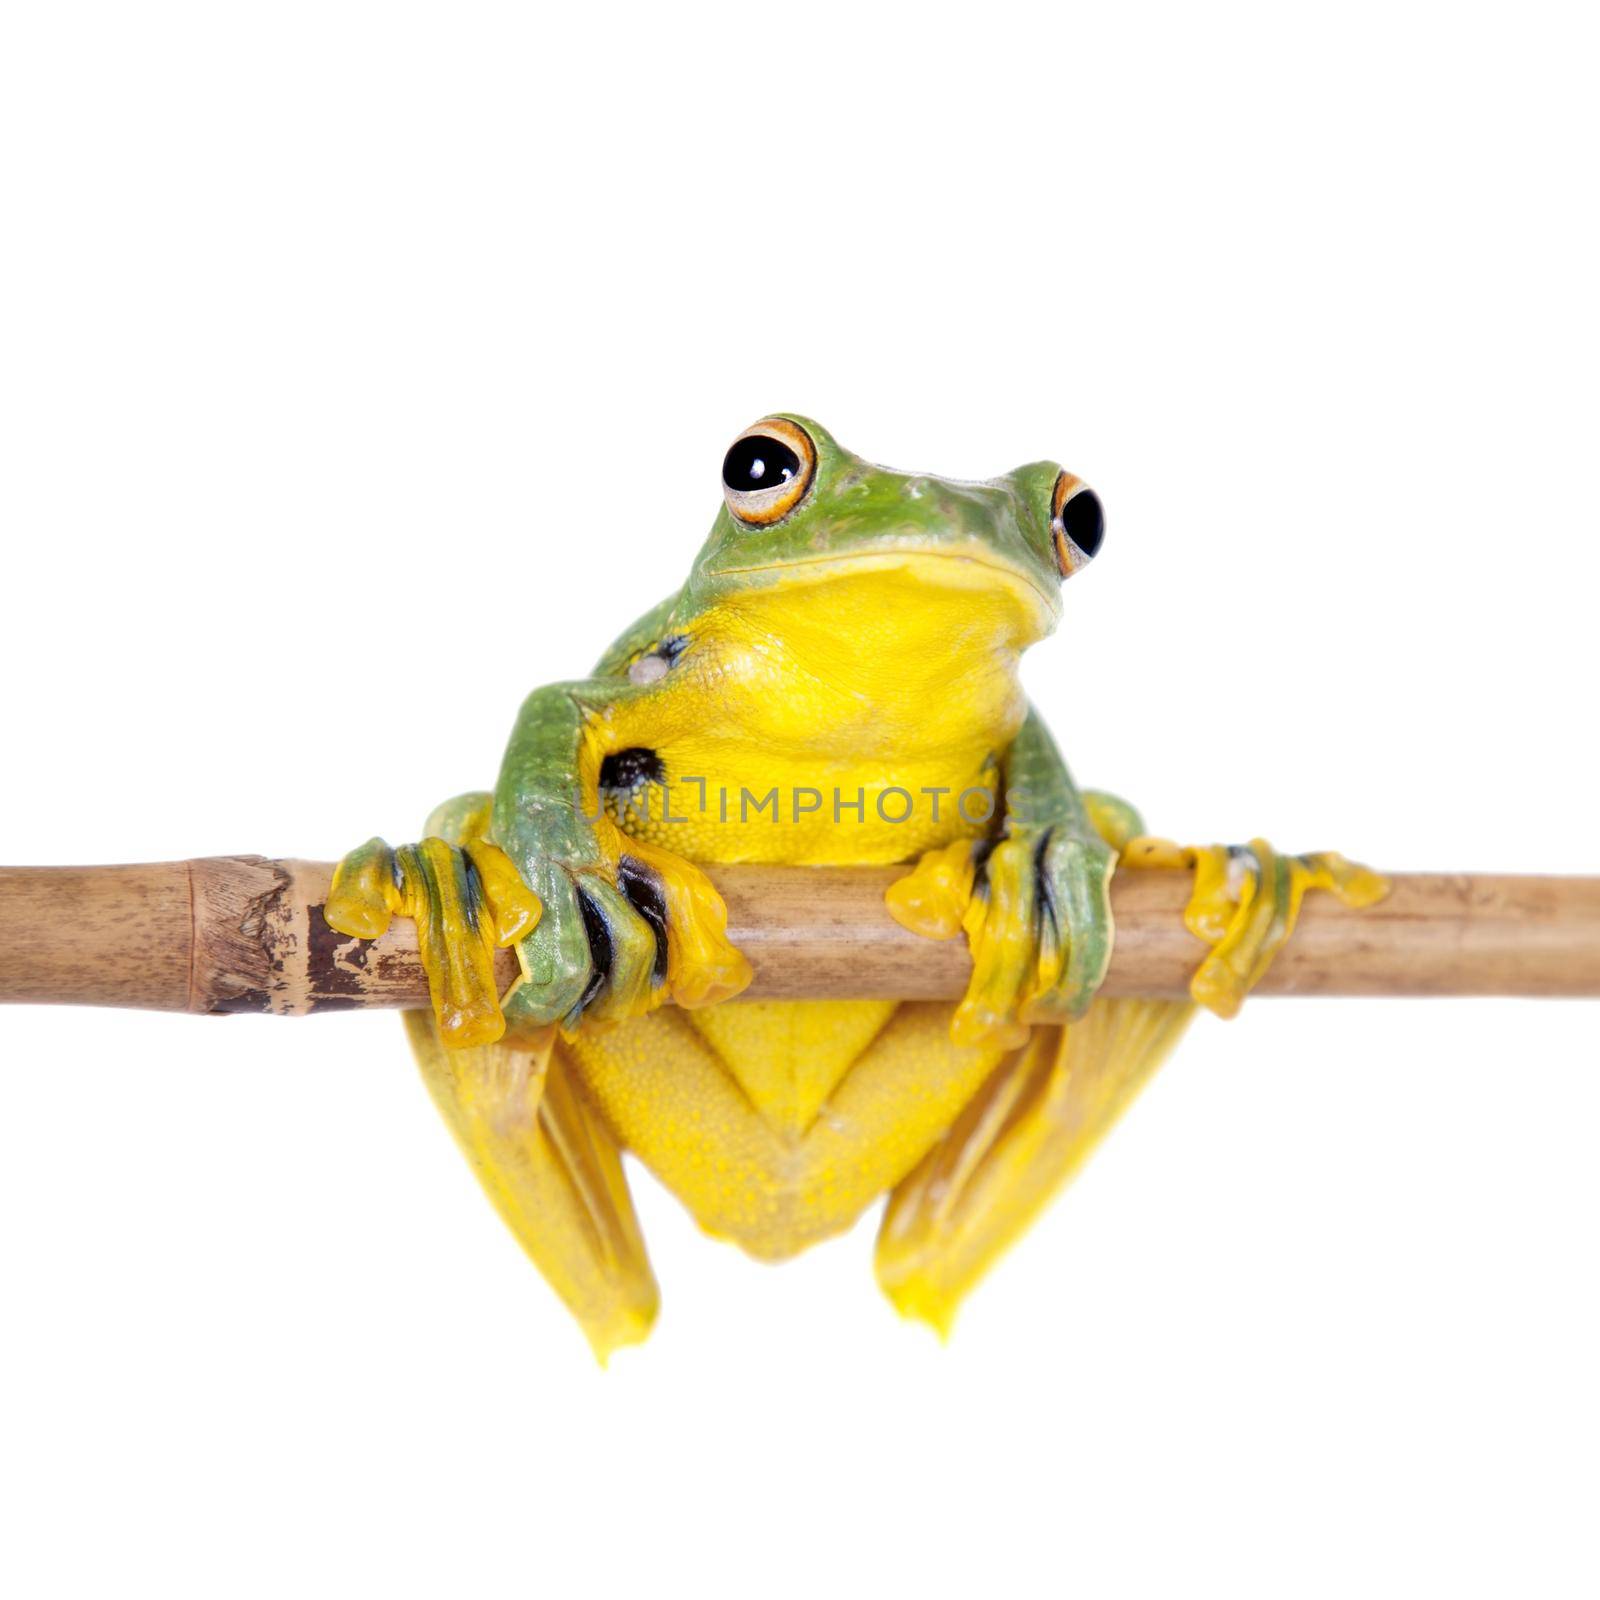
{"left": 326, "top": 415, "right": 1385, "bottom": 1358}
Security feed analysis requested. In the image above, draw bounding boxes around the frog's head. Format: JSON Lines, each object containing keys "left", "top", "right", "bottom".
{"left": 685, "top": 414, "right": 1104, "bottom": 648}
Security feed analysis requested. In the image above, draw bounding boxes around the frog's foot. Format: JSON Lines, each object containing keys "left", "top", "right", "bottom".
{"left": 508, "top": 828, "right": 753, "bottom": 1036}
{"left": 887, "top": 824, "right": 1118, "bottom": 1050}
{"left": 1119, "top": 836, "right": 1388, "bottom": 1017}
{"left": 325, "top": 835, "right": 542, "bottom": 1048}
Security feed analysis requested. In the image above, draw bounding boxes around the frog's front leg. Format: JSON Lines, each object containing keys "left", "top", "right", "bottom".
{"left": 328, "top": 680, "right": 751, "bottom": 1047}
{"left": 490, "top": 679, "right": 752, "bottom": 1034}
{"left": 886, "top": 708, "right": 1389, "bottom": 1040}
{"left": 887, "top": 707, "right": 1117, "bottom": 1047}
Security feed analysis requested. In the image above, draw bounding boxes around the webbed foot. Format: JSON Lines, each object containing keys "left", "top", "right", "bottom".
{"left": 326, "top": 834, "right": 540, "bottom": 1048}
{"left": 526, "top": 829, "right": 754, "bottom": 1030}
{"left": 887, "top": 820, "right": 1118, "bottom": 1049}
{"left": 1119, "top": 836, "right": 1388, "bottom": 1016}
{"left": 330, "top": 794, "right": 752, "bottom": 1045}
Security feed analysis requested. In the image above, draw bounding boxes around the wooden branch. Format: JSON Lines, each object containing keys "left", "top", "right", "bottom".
{"left": 0, "top": 859, "right": 1597, "bottom": 1017}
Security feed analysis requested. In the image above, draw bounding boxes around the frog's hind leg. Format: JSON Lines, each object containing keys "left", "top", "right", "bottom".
{"left": 874, "top": 786, "right": 1192, "bottom": 1333}
{"left": 875, "top": 790, "right": 1386, "bottom": 1334}
{"left": 403, "top": 1011, "right": 659, "bottom": 1360}
{"left": 874, "top": 999, "right": 1194, "bottom": 1336}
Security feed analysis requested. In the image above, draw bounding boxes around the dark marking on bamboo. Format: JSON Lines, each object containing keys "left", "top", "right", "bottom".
{"left": 190, "top": 855, "right": 295, "bottom": 1016}
{"left": 207, "top": 986, "right": 274, "bottom": 1015}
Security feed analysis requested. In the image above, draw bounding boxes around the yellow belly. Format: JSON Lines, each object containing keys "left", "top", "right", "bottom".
{"left": 566, "top": 579, "right": 1033, "bottom": 1255}
{"left": 582, "top": 732, "right": 1002, "bottom": 1253}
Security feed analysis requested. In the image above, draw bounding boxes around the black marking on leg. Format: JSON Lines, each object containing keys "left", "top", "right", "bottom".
{"left": 457, "top": 848, "right": 484, "bottom": 938}
{"left": 656, "top": 634, "right": 689, "bottom": 666}
{"left": 1033, "top": 827, "right": 1058, "bottom": 940}
{"left": 619, "top": 855, "right": 670, "bottom": 983}
{"left": 575, "top": 885, "right": 613, "bottom": 1014}
{"left": 600, "top": 747, "right": 666, "bottom": 791}
{"left": 970, "top": 835, "right": 1000, "bottom": 899}
{"left": 400, "top": 844, "right": 447, "bottom": 945}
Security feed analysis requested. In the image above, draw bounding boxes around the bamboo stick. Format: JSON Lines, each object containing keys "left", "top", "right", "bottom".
{"left": 0, "top": 859, "right": 1596, "bottom": 1017}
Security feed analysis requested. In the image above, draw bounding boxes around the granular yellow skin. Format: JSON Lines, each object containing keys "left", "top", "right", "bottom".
{"left": 567, "top": 1002, "right": 1007, "bottom": 1262}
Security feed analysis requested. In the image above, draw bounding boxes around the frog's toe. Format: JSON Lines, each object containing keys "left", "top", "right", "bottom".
{"left": 615, "top": 838, "right": 752, "bottom": 1010}
{"left": 951, "top": 836, "right": 1042, "bottom": 1049}
{"left": 573, "top": 875, "right": 664, "bottom": 1025}
{"left": 1022, "top": 828, "right": 1117, "bottom": 1024}
{"left": 1123, "top": 835, "right": 1388, "bottom": 1018}
{"left": 325, "top": 836, "right": 402, "bottom": 941}
{"left": 327, "top": 834, "right": 540, "bottom": 1049}
{"left": 507, "top": 861, "right": 612, "bottom": 1030}
{"left": 884, "top": 839, "right": 979, "bottom": 940}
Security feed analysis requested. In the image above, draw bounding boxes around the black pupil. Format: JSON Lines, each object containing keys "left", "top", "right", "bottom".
{"left": 723, "top": 435, "right": 801, "bottom": 494}
{"left": 1062, "top": 488, "right": 1105, "bottom": 558}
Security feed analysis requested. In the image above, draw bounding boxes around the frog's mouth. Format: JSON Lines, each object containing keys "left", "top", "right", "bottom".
{"left": 713, "top": 545, "right": 1061, "bottom": 626}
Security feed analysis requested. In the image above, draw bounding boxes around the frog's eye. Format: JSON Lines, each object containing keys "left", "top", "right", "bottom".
{"left": 1050, "top": 471, "right": 1105, "bottom": 577}
{"left": 721, "top": 418, "right": 816, "bottom": 526}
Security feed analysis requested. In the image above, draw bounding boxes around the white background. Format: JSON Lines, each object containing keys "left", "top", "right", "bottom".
{"left": 2, "top": 3, "right": 1597, "bottom": 1595}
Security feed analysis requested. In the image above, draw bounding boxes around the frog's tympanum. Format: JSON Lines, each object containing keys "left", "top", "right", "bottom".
{"left": 328, "top": 416, "right": 1385, "bottom": 1357}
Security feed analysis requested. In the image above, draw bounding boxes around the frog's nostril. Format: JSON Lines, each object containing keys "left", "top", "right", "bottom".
{"left": 1062, "top": 489, "right": 1104, "bottom": 559}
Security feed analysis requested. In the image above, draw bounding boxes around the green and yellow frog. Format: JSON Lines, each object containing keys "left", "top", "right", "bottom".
{"left": 328, "top": 415, "right": 1384, "bottom": 1357}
